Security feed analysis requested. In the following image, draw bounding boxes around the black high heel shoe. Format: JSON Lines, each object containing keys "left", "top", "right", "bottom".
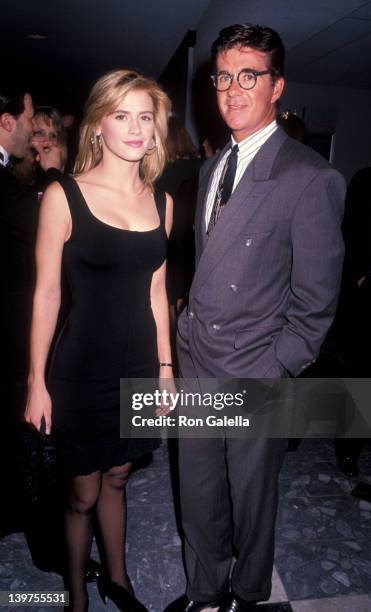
{"left": 97, "top": 575, "right": 148, "bottom": 612}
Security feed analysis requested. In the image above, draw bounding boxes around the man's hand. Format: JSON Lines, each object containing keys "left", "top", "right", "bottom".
{"left": 31, "top": 140, "right": 65, "bottom": 172}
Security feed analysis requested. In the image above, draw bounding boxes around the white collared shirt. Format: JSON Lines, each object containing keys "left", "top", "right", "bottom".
{"left": 205, "top": 119, "right": 278, "bottom": 227}
{"left": 0, "top": 144, "right": 10, "bottom": 167}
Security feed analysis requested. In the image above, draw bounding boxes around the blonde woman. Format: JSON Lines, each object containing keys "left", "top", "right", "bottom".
{"left": 25, "top": 70, "right": 173, "bottom": 612}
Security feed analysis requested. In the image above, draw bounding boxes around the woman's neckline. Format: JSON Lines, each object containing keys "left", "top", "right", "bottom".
{"left": 72, "top": 176, "right": 161, "bottom": 234}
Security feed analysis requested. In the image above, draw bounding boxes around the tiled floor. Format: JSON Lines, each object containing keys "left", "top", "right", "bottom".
{"left": 0, "top": 439, "right": 370, "bottom": 611}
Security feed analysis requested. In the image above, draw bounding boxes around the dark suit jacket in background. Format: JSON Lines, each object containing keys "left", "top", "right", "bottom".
{"left": 0, "top": 165, "right": 40, "bottom": 381}
{"left": 0, "top": 165, "right": 62, "bottom": 392}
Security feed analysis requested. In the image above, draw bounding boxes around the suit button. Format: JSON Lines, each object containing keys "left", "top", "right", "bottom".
{"left": 245, "top": 238, "right": 252, "bottom": 246}
{"left": 188, "top": 311, "right": 194, "bottom": 319}
{"left": 230, "top": 284, "right": 238, "bottom": 292}
{"left": 212, "top": 323, "right": 220, "bottom": 330}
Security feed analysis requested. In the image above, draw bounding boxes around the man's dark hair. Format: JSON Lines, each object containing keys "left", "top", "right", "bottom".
{"left": 211, "top": 23, "right": 285, "bottom": 79}
{"left": 0, "top": 93, "right": 27, "bottom": 118}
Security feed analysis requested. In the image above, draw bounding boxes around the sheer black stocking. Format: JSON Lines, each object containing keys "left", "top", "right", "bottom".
{"left": 65, "top": 471, "right": 101, "bottom": 611}
{"left": 96, "top": 463, "right": 132, "bottom": 591}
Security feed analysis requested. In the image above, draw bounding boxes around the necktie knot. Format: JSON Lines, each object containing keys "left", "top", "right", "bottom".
{"left": 230, "top": 143, "right": 239, "bottom": 158}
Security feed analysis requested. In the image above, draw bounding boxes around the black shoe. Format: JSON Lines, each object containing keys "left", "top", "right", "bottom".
{"left": 97, "top": 575, "right": 148, "bottom": 612}
{"left": 218, "top": 594, "right": 258, "bottom": 612}
{"left": 163, "top": 594, "right": 223, "bottom": 612}
{"left": 337, "top": 455, "right": 359, "bottom": 478}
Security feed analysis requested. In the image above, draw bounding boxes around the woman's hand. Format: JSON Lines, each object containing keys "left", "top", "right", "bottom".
{"left": 155, "top": 366, "right": 177, "bottom": 417}
{"left": 24, "top": 383, "right": 52, "bottom": 434}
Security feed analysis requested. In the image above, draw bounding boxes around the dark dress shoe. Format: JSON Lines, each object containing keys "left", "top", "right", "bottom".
{"left": 163, "top": 594, "right": 224, "bottom": 611}
{"left": 337, "top": 454, "right": 359, "bottom": 478}
{"left": 218, "top": 594, "right": 258, "bottom": 612}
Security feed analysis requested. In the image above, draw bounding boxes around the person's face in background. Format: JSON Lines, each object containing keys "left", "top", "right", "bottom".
{"left": 32, "top": 116, "right": 58, "bottom": 150}
{"left": 31, "top": 114, "right": 68, "bottom": 171}
{"left": 13, "top": 93, "right": 34, "bottom": 158}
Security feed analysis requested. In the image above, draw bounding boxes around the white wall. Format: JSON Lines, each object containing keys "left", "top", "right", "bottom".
{"left": 281, "top": 81, "right": 371, "bottom": 182}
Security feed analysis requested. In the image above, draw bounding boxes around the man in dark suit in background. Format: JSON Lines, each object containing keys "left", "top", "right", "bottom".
{"left": 166, "top": 24, "right": 346, "bottom": 612}
{"left": 1, "top": 92, "right": 36, "bottom": 416}
{"left": 0, "top": 91, "right": 63, "bottom": 551}
{"left": 0, "top": 92, "right": 64, "bottom": 419}
{"left": 0, "top": 91, "right": 102, "bottom": 581}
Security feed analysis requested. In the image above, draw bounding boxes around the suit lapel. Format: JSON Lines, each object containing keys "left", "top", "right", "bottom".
{"left": 191, "top": 127, "right": 288, "bottom": 298}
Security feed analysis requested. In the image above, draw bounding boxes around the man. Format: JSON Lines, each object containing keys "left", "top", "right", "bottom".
{"left": 0, "top": 90, "right": 63, "bottom": 547}
{"left": 0, "top": 92, "right": 102, "bottom": 581}
{"left": 166, "top": 24, "right": 345, "bottom": 612}
{"left": 0, "top": 92, "right": 65, "bottom": 421}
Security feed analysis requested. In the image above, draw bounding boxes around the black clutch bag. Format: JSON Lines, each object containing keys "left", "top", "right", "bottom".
{"left": 18, "top": 427, "right": 58, "bottom": 506}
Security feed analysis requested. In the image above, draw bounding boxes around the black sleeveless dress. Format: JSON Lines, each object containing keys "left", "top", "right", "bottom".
{"left": 48, "top": 176, "right": 167, "bottom": 476}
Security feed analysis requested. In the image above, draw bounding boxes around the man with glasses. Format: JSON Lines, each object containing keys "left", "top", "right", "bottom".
{"left": 166, "top": 24, "right": 346, "bottom": 612}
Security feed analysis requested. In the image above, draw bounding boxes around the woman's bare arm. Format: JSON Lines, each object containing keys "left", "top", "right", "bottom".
{"left": 25, "top": 181, "right": 71, "bottom": 433}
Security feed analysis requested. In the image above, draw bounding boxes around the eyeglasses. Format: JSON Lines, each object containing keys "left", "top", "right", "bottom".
{"left": 211, "top": 69, "right": 271, "bottom": 92}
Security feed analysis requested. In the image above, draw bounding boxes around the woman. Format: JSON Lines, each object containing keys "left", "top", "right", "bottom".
{"left": 25, "top": 69, "right": 173, "bottom": 612}
{"left": 13, "top": 105, "right": 67, "bottom": 188}
{"left": 32, "top": 105, "right": 68, "bottom": 172}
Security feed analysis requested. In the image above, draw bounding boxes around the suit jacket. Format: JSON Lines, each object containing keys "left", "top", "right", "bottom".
{"left": 0, "top": 165, "right": 39, "bottom": 376}
{"left": 0, "top": 165, "right": 62, "bottom": 377}
{"left": 177, "top": 127, "right": 346, "bottom": 379}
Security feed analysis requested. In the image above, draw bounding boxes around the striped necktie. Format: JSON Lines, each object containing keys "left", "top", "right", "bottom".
{"left": 207, "top": 144, "right": 238, "bottom": 235}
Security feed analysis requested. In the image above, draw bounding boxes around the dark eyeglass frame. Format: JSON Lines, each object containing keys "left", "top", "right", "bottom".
{"left": 211, "top": 68, "right": 272, "bottom": 91}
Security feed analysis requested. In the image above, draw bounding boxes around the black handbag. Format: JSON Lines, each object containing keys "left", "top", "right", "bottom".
{"left": 18, "top": 427, "right": 58, "bottom": 506}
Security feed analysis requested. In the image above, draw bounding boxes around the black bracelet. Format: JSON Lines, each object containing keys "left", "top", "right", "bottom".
{"left": 159, "top": 362, "right": 173, "bottom": 367}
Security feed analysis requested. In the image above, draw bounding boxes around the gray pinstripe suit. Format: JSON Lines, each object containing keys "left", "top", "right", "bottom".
{"left": 176, "top": 127, "right": 346, "bottom": 602}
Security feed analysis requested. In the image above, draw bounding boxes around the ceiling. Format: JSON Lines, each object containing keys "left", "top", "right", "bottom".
{"left": 2, "top": 0, "right": 371, "bottom": 114}
{"left": 0, "top": 0, "right": 210, "bottom": 112}
{"left": 286, "top": 1, "right": 371, "bottom": 87}
{"left": 195, "top": 0, "right": 371, "bottom": 89}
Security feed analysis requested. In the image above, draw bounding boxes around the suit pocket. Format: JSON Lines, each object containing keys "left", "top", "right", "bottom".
{"left": 234, "top": 327, "right": 281, "bottom": 350}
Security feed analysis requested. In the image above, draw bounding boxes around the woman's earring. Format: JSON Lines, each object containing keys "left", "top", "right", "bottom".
{"left": 90, "top": 134, "right": 95, "bottom": 146}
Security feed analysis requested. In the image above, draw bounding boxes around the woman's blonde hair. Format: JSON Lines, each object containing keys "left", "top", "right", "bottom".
{"left": 74, "top": 69, "right": 171, "bottom": 187}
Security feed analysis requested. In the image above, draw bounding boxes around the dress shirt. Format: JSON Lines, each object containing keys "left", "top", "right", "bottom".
{"left": 0, "top": 144, "right": 10, "bottom": 167}
{"left": 205, "top": 119, "right": 278, "bottom": 227}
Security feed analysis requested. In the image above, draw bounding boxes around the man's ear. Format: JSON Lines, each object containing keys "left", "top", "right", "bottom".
{"left": 0, "top": 112, "right": 17, "bottom": 133}
{"left": 271, "top": 77, "right": 285, "bottom": 105}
